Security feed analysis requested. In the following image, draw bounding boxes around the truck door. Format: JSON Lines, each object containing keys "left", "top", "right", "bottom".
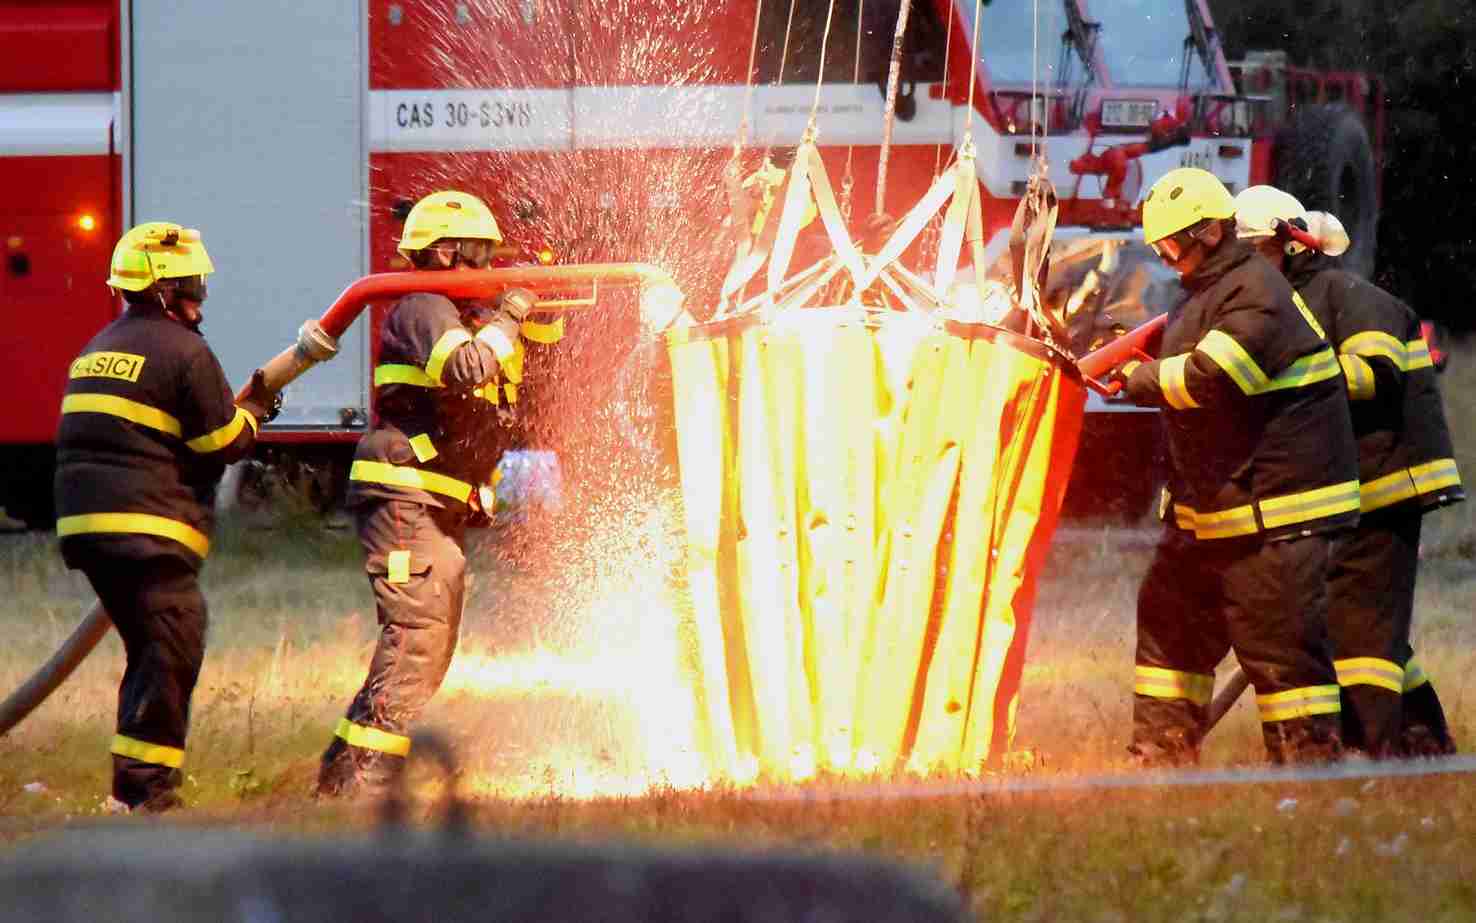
{"left": 126, "top": 0, "right": 369, "bottom": 430}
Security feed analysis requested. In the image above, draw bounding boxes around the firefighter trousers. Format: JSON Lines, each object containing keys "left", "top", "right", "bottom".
{"left": 318, "top": 499, "right": 467, "bottom": 797}
{"left": 1327, "top": 510, "right": 1455, "bottom": 756}
{"left": 1132, "top": 528, "right": 1343, "bottom": 765}
{"left": 74, "top": 549, "right": 206, "bottom": 808}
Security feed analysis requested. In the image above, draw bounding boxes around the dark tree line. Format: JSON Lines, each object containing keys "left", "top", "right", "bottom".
{"left": 1210, "top": 0, "right": 1476, "bottom": 330}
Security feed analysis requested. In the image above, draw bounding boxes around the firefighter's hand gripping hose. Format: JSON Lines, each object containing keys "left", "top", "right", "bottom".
{"left": 0, "top": 263, "right": 684, "bottom": 736}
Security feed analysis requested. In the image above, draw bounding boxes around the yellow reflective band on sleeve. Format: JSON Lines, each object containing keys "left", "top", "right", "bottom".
{"left": 387, "top": 549, "right": 411, "bottom": 585}
{"left": 1405, "top": 338, "right": 1433, "bottom": 370}
{"left": 1340, "top": 331, "right": 1407, "bottom": 368}
{"left": 424, "top": 328, "right": 473, "bottom": 385}
{"left": 504, "top": 383, "right": 518, "bottom": 404}
{"left": 409, "top": 433, "right": 439, "bottom": 462}
{"left": 61, "top": 393, "right": 183, "bottom": 437}
{"left": 501, "top": 338, "right": 526, "bottom": 385}
{"left": 111, "top": 733, "right": 185, "bottom": 769}
{"left": 334, "top": 718, "right": 411, "bottom": 757}
{"left": 1172, "top": 503, "right": 1196, "bottom": 532}
{"left": 1339, "top": 354, "right": 1376, "bottom": 400}
{"left": 349, "top": 460, "right": 473, "bottom": 503}
{"left": 1403, "top": 659, "right": 1431, "bottom": 692}
{"left": 1262, "top": 348, "right": 1341, "bottom": 393}
{"left": 1291, "top": 292, "right": 1328, "bottom": 340}
{"left": 1360, "top": 469, "right": 1419, "bottom": 512}
{"left": 1159, "top": 354, "right": 1199, "bottom": 409}
{"left": 57, "top": 513, "right": 211, "bottom": 558}
{"left": 1335, "top": 657, "right": 1405, "bottom": 693}
{"left": 185, "top": 406, "right": 253, "bottom": 453}
{"left": 1198, "top": 329, "right": 1270, "bottom": 395}
{"left": 1410, "top": 458, "right": 1461, "bottom": 496}
{"left": 1256, "top": 685, "right": 1341, "bottom": 723}
{"left": 374, "top": 364, "right": 441, "bottom": 388}
{"left": 1133, "top": 666, "right": 1215, "bottom": 705}
{"left": 520, "top": 317, "right": 565, "bottom": 344}
{"left": 1258, "top": 480, "right": 1361, "bottom": 530}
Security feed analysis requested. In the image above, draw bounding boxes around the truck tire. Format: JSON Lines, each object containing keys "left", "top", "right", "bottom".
{"left": 1273, "top": 103, "right": 1378, "bottom": 278}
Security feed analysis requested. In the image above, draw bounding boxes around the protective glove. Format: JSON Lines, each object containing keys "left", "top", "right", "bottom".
{"left": 496, "top": 287, "right": 538, "bottom": 322}
{"left": 236, "top": 368, "right": 282, "bottom": 424}
{"left": 474, "top": 309, "right": 522, "bottom": 362}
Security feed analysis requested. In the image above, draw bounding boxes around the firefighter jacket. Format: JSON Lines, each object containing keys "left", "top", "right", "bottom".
{"left": 347, "top": 292, "right": 510, "bottom": 514}
{"left": 1124, "top": 239, "right": 1360, "bottom": 541}
{"left": 54, "top": 304, "right": 259, "bottom": 567}
{"left": 1285, "top": 251, "right": 1464, "bottom": 515}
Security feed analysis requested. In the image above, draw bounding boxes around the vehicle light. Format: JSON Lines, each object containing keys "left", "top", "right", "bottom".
{"left": 77, "top": 214, "right": 97, "bottom": 232}
{"left": 538, "top": 248, "right": 555, "bottom": 265}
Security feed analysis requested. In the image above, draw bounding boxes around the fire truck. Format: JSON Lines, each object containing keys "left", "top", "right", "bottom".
{"left": 0, "top": 0, "right": 1383, "bottom": 526}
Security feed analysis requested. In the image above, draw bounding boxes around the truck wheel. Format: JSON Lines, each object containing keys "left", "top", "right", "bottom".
{"left": 1273, "top": 104, "right": 1378, "bottom": 278}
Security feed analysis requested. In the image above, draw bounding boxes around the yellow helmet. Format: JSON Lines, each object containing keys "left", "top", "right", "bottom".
{"left": 397, "top": 190, "right": 503, "bottom": 259}
{"left": 1141, "top": 168, "right": 1235, "bottom": 244}
{"left": 106, "top": 222, "right": 215, "bottom": 292}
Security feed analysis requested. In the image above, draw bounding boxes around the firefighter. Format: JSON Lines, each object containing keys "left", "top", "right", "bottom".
{"left": 316, "top": 190, "right": 542, "bottom": 798}
{"left": 1235, "top": 185, "right": 1464, "bottom": 757}
{"left": 56, "top": 222, "right": 279, "bottom": 812}
{"left": 1117, "top": 168, "right": 1358, "bottom": 765}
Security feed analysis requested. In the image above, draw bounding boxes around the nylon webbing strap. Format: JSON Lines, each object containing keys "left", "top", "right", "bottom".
{"left": 854, "top": 164, "right": 959, "bottom": 294}
{"left": 800, "top": 144, "right": 867, "bottom": 288}
{"left": 933, "top": 151, "right": 979, "bottom": 296}
{"left": 766, "top": 143, "right": 816, "bottom": 302}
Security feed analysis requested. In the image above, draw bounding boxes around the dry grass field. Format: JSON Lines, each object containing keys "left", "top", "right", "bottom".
{"left": 1, "top": 341, "right": 1474, "bottom": 921}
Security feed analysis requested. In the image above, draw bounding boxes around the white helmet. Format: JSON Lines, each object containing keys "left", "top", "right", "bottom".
{"left": 1234, "top": 185, "right": 1350, "bottom": 257}
{"left": 1234, "top": 185, "right": 1308, "bottom": 242}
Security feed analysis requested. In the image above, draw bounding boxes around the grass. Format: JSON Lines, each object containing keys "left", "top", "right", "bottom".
{"left": 1, "top": 342, "right": 1474, "bottom": 921}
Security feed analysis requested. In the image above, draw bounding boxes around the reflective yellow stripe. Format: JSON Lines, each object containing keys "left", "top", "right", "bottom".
{"left": 1258, "top": 480, "right": 1361, "bottom": 530}
{"left": 1133, "top": 665, "right": 1215, "bottom": 705}
{"left": 1360, "top": 469, "right": 1419, "bottom": 512}
{"left": 349, "top": 460, "right": 472, "bottom": 503}
{"left": 61, "top": 393, "right": 182, "bottom": 437}
{"left": 1339, "top": 354, "right": 1376, "bottom": 400}
{"left": 1158, "top": 487, "right": 1171, "bottom": 521}
{"left": 1262, "top": 348, "right": 1341, "bottom": 393}
{"left": 374, "top": 363, "right": 440, "bottom": 388}
{"left": 1159, "top": 354, "right": 1198, "bottom": 409}
{"left": 1198, "top": 329, "right": 1269, "bottom": 395}
{"left": 1192, "top": 503, "right": 1259, "bottom": 539}
{"left": 1335, "top": 657, "right": 1405, "bottom": 693}
{"left": 1403, "top": 659, "right": 1430, "bottom": 692}
{"left": 185, "top": 406, "right": 253, "bottom": 453}
{"left": 520, "top": 317, "right": 565, "bottom": 344}
{"left": 57, "top": 513, "right": 211, "bottom": 557}
{"left": 1340, "top": 331, "right": 1407, "bottom": 368}
{"left": 387, "top": 549, "right": 411, "bottom": 585}
{"left": 425, "top": 328, "right": 473, "bottom": 385}
{"left": 334, "top": 718, "right": 411, "bottom": 757}
{"left": 111, "top": 733, "right": 185, "bottom": 769}
{"left": 409, "top": 433, "right": 439, "bottom": 462}
{"left": 1409, "top": 458, "right": 1461, "bottom": 496}
{"left": 1171, "top": 503, "right": 1196, "bottom": 532}
{"left": 504, "top": 382, "right": 518, "bottom": 404}
{"left": 1291, "top": 291, "right": 1327, "bottom": 340}
{"left": 1256, "top": 685, "right": 1341, "bottom": 722}
{"left": 1405, "top": 338, "right": 1433, "bottom": 370}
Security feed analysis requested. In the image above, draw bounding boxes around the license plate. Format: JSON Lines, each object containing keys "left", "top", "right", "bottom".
{"left": 1100, "top": 99, "right": 1156, "bottom": 128}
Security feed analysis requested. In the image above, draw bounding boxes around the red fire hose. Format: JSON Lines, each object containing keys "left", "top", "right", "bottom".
{"left": 0, "top": 263, "right": 681, "bottom": 736}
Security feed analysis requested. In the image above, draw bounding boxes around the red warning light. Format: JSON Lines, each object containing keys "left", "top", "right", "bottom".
{"left": 77, "top": 214, "right": 97, "bottom": 232}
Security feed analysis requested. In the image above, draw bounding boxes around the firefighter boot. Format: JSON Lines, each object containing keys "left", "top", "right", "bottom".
{"left": 316, "top": 737, "right": 407, "bottom": 799}
{"left": 1401, "top": 683, "right": 1457, "bottom": 757}
{"left": 1263, "top": 714, "right": 1344, "bottom": 764}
